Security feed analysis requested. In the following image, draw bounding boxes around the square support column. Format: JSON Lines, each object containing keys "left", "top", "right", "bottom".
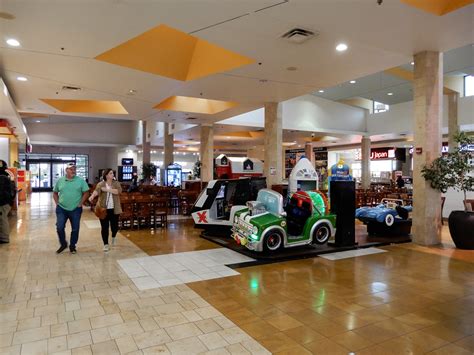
{"left": 142, "top": 120, "right": 151, "bottom": 164}
{"left": 305, "top": 142, "right": 314, "bottom": 165}
{"left": 200, "top": 125, "right": 214, "bottom": 183}
{"left": 361, "top": 136, "right": 371, "bottom": 190}
{"left": 412, "top": 51, "right": 443, "bottom": 246}
{"left": 448, "top": 92, "right": 459, "bottom": 152}
{"left": 264, "top": 102, "right": 283, "bottom": 188}
{"left": 164, "top": 123, "right": 174, "bottom": 166}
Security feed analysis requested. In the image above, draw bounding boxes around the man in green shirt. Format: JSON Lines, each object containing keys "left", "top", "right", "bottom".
{"left": 53, "top": 163, "right": 90, "bottom": 254}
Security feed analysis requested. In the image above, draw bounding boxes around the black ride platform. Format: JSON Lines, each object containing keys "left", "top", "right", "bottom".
{"left": 200, "top": 226, "right": 411, "bottom": 267}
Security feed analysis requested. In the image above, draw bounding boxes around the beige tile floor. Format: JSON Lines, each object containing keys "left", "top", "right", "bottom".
{"left": 0, "top": 194, "right": 269, "bottom": 354}
{"left": 1, "top": 193, "right": 473, "bottom": 354}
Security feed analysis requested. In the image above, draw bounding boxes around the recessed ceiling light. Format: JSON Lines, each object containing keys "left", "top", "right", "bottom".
{"left": 128, "top": 89, "right": 136, "bottom": 95}
{"left": 410, "top": 61, "right": 414, "bottom": 66}
{"left": 350, "top": 80, "right": 356, "bottom": 84}
{"left": 35, "top": 120, "right": 41, "bottom": 123}
{"left": 17, "top": 76, "right": 28, "bottom": 82}
{"left": 6, "top": 38, "right": 20, "bottom": 47}
{"left": 387, "top": 92, "right": 393, "bottom": 96}
{"left": 318, "top": 90, "right": 324, "bottom": 93}
{"left": 336, "top": 43, "right": 348, "bottom": 52}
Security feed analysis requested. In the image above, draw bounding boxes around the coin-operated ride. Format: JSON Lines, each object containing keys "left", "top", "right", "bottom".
{"left": 232, "top": 189, "right": 336, "bottom": 253}
{"left": 191, "top": 177, "right": 266, "bottom": 236}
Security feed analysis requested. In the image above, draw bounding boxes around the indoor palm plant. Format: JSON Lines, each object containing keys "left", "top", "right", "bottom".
{"left": 421, "top": 131, "right": 474, "bottom": 249}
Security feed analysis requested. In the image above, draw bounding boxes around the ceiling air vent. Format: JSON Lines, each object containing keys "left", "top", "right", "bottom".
{"left": 61, "top": 85, "right": 82, "bottom": 91}
{"left": 281, "top": 28, "right": 318, "bottom": 44}
{"left": 187, "top": 117, "right": 197, "bottom": 120}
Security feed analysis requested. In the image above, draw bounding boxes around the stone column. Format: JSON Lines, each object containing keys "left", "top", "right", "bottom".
{"left": 305, "top": 142, "right": 314, "bottom": 165}
{"left": 448, "top": 92, "right": 459, "bottom": 152}
{"left": 200, "top": 125, "right": 214, "bottom": 182}
{"left": 412, "top": 51, "right": 443, "bottom": 246}
{"left": 361, "top": 136, "right": 371, "bottom": 189}
{"left": 164, "top": 123, "right": 174, "bottom": 166}
{"left": 264, "top": 103, "right": 283, "bottom": 188}
{"left": 142, "top": 121, "right": 151, "bottom": 164}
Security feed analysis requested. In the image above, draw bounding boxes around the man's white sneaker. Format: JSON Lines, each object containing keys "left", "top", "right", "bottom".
{"left": 111, "top": 237, "right": 116, "bottom": 245}
{"left": 103, "top": 244, "right": 109, "bottom": 252}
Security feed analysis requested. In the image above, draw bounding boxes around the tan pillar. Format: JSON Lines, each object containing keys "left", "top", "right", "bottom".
{"left": 361, "top": 136, "right": 371, "bottom": 189}
{"left": 264, "top": 102, "right": 283, "bottom": 188}
{"left": 164, "top": 123, "right": 174, "bottom": 166}
{"left": 200, "top": 125, "right": 214, "bottom": 182}
{"left": 448, "top": 92, "right": 459, "bottom": 152}
{"left": 9, "top": 140, "right": 19, "bottom": 167}
{"left": 305, "top": 142, "right": 314, "bottom": 165}
{"left": 412, "top": 51, "right": 443, "bottom": 246}
{"left": 142, "top": 121, "right": 151, "bottom": 164}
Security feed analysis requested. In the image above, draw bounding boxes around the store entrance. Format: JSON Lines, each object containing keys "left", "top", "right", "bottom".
{"left": 28, "top": 160, "right": 75, "bottom": 192}
{"left": 29, "top": 162, "right": 51, "bottom": 191}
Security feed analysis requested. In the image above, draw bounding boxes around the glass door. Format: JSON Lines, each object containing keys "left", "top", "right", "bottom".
{"left": 52, "top": 161, "right": 73, "bottom": 188}
{"left": 29, "top": 162, "right": 52, "bottom": 191}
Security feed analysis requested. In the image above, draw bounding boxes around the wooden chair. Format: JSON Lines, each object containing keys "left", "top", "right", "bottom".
{"left": 135, "top": 200, "right": 153, "bottom": 229}
{"left": 153, "top": 197, "right": 168, "bottom": 228}
{"left": 119, "top": 202, "right": 135, "bottom": 229}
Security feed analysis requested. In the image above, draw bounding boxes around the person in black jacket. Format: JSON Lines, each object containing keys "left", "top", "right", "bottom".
{"left": 0, "top": 161, "right": 16, "bottom": 244}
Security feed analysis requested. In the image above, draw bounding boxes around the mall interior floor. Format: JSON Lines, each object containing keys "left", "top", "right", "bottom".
{"left": 0, "top": 192, "right": 472, "bottom": 354}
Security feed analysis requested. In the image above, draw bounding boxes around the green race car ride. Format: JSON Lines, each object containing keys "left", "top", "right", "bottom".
{"left": 232, "top": 189, "right": 336, "bottom": 252}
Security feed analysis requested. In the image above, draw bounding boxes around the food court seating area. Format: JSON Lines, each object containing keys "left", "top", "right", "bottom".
{"left": 89, "top": 185, "right": 201, "bottom": 229}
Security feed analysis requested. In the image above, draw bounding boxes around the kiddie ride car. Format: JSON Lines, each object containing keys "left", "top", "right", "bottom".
{"left": 232, "top": 189, "right": 336, "bottom": 252}
{"left": 355, "top": 198, "right": 413, "bottom": 235}
{"left": 191, "top": 177, "right": 266, "bottom": 236}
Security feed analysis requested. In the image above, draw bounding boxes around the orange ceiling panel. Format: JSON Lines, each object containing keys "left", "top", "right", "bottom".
{"left": 95, "top": 24, "right": 254, "bottom": 81}
{"left": 40, "top": 99, "right": 128, "bottom": 114}
{"left": 400, "top": 0, "right": 474, "bottom": 15}
{"left": 154, "top": 96, "right": 237, "bottom": 114}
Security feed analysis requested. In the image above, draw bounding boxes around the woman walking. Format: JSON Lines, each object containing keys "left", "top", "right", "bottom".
{"left": 89, "top": 169, "right": 122, "bottom": 252}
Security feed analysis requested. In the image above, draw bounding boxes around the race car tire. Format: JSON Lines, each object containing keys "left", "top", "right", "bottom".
{"left": 263, "top": 230, "right": 283, "bottom": 252}
{"left": 385, "top": 214, "right": 395, "bottom": 227}
{"left": 312, "top": 223, "right": 331, "bottom": 244}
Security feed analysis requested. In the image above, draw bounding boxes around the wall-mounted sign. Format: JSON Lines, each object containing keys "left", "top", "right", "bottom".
{"left": 122, "top": 158, "right": 134, "bottom": 165}
{"left": 355, "top": 147, "right": 395, "bottom": 160}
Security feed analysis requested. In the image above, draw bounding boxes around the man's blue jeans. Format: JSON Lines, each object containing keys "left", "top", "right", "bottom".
{"left": 56, "top": 205, "right": 82, "bottom": 248}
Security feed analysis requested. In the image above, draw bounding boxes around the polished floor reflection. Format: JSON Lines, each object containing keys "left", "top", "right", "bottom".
{"left": 1, "top": 192, "right": 473, "bottom": 354}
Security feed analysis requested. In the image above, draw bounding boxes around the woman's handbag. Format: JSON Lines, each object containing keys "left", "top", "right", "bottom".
{"left": 94, "top": 190, "right": 110, "bottom": 219}
{"left": 94, "top": 204, "right": 107, "bottom": 219}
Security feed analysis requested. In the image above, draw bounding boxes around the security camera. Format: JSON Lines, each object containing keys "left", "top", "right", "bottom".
{"left": 377, "top": 0, "right": 383, "bottom": 4}
{"left": 311, "top": 133, "right": 315, "bottom": 138}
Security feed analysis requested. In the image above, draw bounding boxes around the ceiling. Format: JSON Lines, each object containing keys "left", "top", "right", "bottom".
{"left": 312, "top": 43, "right": 474, "bottom": 106}
{"left": 1, "top": 0, "right": 473, "bottom": 132}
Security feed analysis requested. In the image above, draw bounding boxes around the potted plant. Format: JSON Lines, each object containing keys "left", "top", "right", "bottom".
{"left": 142, "top": 162, "right": 157, "bottom": 183}
{"left": 193, "top": 160, "right": 201, "bottom": 179}
{"left": 421, "top": 131, "right": 474, "bottom": 249}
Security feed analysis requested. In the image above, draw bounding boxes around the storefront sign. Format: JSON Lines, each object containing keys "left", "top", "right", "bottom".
{"left": 355, "top": 147, "right": 395, "bottom": 160}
